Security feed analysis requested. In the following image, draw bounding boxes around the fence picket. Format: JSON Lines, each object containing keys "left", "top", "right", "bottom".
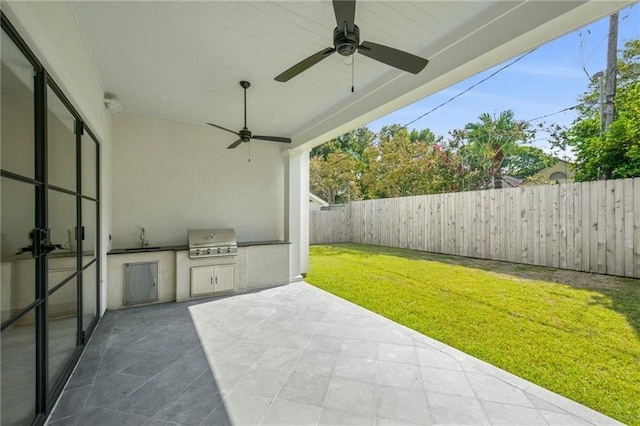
{"left": 571, "top": 183, "right": 581, "bottom": 270}
{"left": 559, "top": 184, "right": 567, "bottom": 269}
{"left": 614, "top": 179, "right": 625, "bottom": 276}
{"left": 605, "top": 180, "right": 615, "bottom": 274}
{"left": 634, "top": 179, "right": 640, "bottom": 278}
{"left": 623, "top": 179, "right": 634, "bottom": 277}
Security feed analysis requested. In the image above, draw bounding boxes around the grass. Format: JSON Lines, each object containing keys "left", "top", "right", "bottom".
{"left": 306, "top": 243, "right": 640, "bottom": 425}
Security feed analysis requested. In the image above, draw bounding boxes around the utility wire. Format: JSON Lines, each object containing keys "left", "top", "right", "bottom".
{"left": 578, "top": 7, "right": 631, "bottom": 82}
{"left": 526, "top": 105, "right": 578, "bottom": 123}
{"left": 400, "top": 48, "right": 537, "bottom": 130}
{"left": 323, "top": 48, "right": 539, "bottom": 168}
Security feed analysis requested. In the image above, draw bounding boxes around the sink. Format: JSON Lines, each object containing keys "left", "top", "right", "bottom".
{"left": 124, "top": 246, "right": 163, "bottom": 252}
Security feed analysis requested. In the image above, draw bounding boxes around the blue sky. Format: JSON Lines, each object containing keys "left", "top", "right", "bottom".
{"left": 367, "top": 5, "right": 639, "bottom": 156}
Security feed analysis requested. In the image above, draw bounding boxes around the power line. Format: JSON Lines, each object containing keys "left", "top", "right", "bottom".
{"left": 526, "top": 105, "right": 578, "bottom": 123}
{"left": 323, "top": 47, "right": 540, "bottom": 168}
{"left": 400, "top": 48, "right": 537, "bottom": 130}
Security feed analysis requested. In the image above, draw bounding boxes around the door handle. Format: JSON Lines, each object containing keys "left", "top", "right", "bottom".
{"left": 16, "top": 243, "right": 61, "bottom": 255}
{"left": 16, "top": 228, "right": 61, "bottom": 256}
{"left": 16, "top": 245, "right": 34, "bottom": 255}
{"left": 43, "top": 244, "right": 63, "bottom": 254}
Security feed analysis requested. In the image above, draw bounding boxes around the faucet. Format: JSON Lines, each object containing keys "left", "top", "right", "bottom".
{"left": 140, "top": 227, "right": 147, "bottom": 248}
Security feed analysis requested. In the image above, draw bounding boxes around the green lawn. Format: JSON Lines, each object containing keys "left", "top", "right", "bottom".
{"left": 306, "top": 243, "right": 640, "bottom": 425}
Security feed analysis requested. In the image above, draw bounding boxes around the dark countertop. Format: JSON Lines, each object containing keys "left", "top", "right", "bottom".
{"left": 238, "top": 240, "right": 291, "bottom": 247}
{"left": 108, "top": 245, "right": 187, "bottom": 255}
{"left": 108, "top": 240, "right": 289, "bottom": 255}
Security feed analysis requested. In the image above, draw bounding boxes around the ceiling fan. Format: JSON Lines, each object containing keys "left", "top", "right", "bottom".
{"left": 207, "top": 81, "right": 291, "bottom": 149}
{"left": 274, "top": 0, "right": 429, "bottom": 83}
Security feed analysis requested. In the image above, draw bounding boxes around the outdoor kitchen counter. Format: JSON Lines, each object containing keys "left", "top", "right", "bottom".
{"left": 175, "top": 241, "right": 290, "bottom": 302}
{"left": 107, "top": 241, "right": 290, "bottom": 308}
{"left": 107, "top": 240, "right": 289, "bottom": 255}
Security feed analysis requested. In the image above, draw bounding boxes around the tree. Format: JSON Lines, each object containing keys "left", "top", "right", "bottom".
{"left": 311, "top": 126, "right": 375, "bottom": 163}
{"left": 567, "top": 38, "right": 640, "bottom": 181}
{"left": 451, "top": 110, "right": 532, "bottom": 188}
{"left": 310, "top": 152, "right": 361, "bottom": 204}
{"left": 409, "top": 128, "right": 442, "bottom": 144}
{"left": 362, "top": 125, "right": 464, "bottom": 198}
{"left": 502, "top": 145, "right": 556, "bottom": 178}
{"left": 522, "top": 173, "right": 555, "bottom": 186}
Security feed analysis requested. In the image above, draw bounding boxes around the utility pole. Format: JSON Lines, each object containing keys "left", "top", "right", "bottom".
{"left": 603, "top": 12, "right": 618, "bottom": 132}
{"left": 602, "top": 12, "right": 618, "bottom": 180}
{"left": 592, "top": 71, "right": 605, "bottom": 135}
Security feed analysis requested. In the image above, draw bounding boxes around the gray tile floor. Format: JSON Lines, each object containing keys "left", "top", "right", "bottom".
{"left": 47, "top": 282, "right": 623, "bottom": 425}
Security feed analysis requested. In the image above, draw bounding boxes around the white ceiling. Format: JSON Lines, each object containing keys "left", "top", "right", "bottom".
{"left": 69, "top": 1, "right": 632, "bottom": 150}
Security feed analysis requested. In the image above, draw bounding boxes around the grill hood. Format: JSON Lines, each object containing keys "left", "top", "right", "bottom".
{"left": 188, "top": 228, "right": 236, "bottom": 248}
{"left": 188, "top": 228, "right": 237, "bottom": 259}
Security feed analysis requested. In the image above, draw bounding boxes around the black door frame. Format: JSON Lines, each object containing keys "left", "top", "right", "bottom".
{"left": 1, "top": 13, "right": 101, "bottom": 425}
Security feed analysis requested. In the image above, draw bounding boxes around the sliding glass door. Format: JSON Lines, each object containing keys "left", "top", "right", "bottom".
{"left": 1, "top": 15, "right": 100, "bottom": 425}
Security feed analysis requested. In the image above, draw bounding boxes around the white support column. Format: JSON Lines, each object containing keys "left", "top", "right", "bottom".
{"left": 284, "top": 148, "right": 309, "bottom": 282}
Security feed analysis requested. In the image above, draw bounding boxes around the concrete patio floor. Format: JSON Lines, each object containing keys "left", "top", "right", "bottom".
{"left": 47, "top": 282, "right": 622, "bottom": 425}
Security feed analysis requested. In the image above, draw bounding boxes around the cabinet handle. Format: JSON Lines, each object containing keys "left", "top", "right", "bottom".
{"left": 215, "top": 275, "right": 218, "bottom": 284}
{"left": 210, "top": 275, "right": 213, "bottom": 285}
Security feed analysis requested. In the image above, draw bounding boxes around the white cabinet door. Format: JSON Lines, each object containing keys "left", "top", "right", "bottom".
{"left": 191, "top": 266, "right": 214, "bottom": 296}
{"left": 214, "top": 265, "right": 235, "bottom": 292}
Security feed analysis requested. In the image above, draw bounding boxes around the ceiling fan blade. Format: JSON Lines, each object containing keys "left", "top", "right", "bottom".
{"left": 332, "top": 0, "right": 356, "bottom": 33}
{"left": 207, "top": 122, "right": 240, "bottom": 136}
{"left": 275, "top": 47, "right": 336, "bottom": 82}
{"left": 358, "top": 41, "right": 428, "bottom": 74}
{"left": 227, "top": 139, "right": 243, "bottom": 149}
{"left": 252, "top": 135, "right": 292, "bottom": 144}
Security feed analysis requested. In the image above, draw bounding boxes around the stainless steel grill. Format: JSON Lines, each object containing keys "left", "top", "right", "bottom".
{"left": 187, "top": 228, "right": 237, "bottom": 259}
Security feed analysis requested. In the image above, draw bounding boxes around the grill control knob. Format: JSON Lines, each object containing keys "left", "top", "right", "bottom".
{"left": 218, "top": 247, "right": 223, "bottom": 253}
{"left": 207, "top": 248, "right": 212, "bottom": 254}
{"left": 195, "top": 249, "right": 201, "bottom": 255}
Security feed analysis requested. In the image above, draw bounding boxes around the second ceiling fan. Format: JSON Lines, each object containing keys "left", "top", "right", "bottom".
{"left": 207, "top": 81, "right": 291, "bottom": 149}
{"left": 275, "top": 0, "right": 429, "bottom": 83}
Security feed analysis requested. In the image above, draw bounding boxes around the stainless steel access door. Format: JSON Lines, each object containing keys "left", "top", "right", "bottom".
{"left": 124, "top": 262, "right": 158, "bottom": 305}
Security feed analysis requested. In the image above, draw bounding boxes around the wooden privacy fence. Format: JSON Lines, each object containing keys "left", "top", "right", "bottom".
{"left": 309, "top": 177, "right": 640, "bottom": 278}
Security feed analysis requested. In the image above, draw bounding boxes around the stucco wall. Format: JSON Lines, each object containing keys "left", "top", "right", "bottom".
{"left": 111, "top": 113, "right": 285, "bottom": 248}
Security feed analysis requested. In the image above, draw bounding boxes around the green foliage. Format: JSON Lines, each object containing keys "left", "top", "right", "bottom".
{"left": 451, "top": 110, "right": 533, "bottom": 188}
{"left": 309, "top": 152, "right": 360, "bottom": 204}
{"left": 409, "top": 128, "right": 442, "bottom": 144}
{"left": 502, "top": 145, "right": 556, "bottom": 177}
{"left": 310, "top": 124, "right": 465, "bottom": 202}
{"left": 307, "top": 244, "right": 640, "bottom": 425}
{"left": 568, "top": 38, "right": 640, "bottom": 181}
{"left": 310, "top": 126, "right": 375, "bottom": 163}
{"left": 310, "top": 127, "right": 375, "bottom": 203}
{"left": 522, "top": 173, "right": 555, "bottom": 186}
{"left": 362, "top": 125, "right": 463, "bottom": 198}
{"left": 310, "top": 111, "right": 552, "bottom": 200}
